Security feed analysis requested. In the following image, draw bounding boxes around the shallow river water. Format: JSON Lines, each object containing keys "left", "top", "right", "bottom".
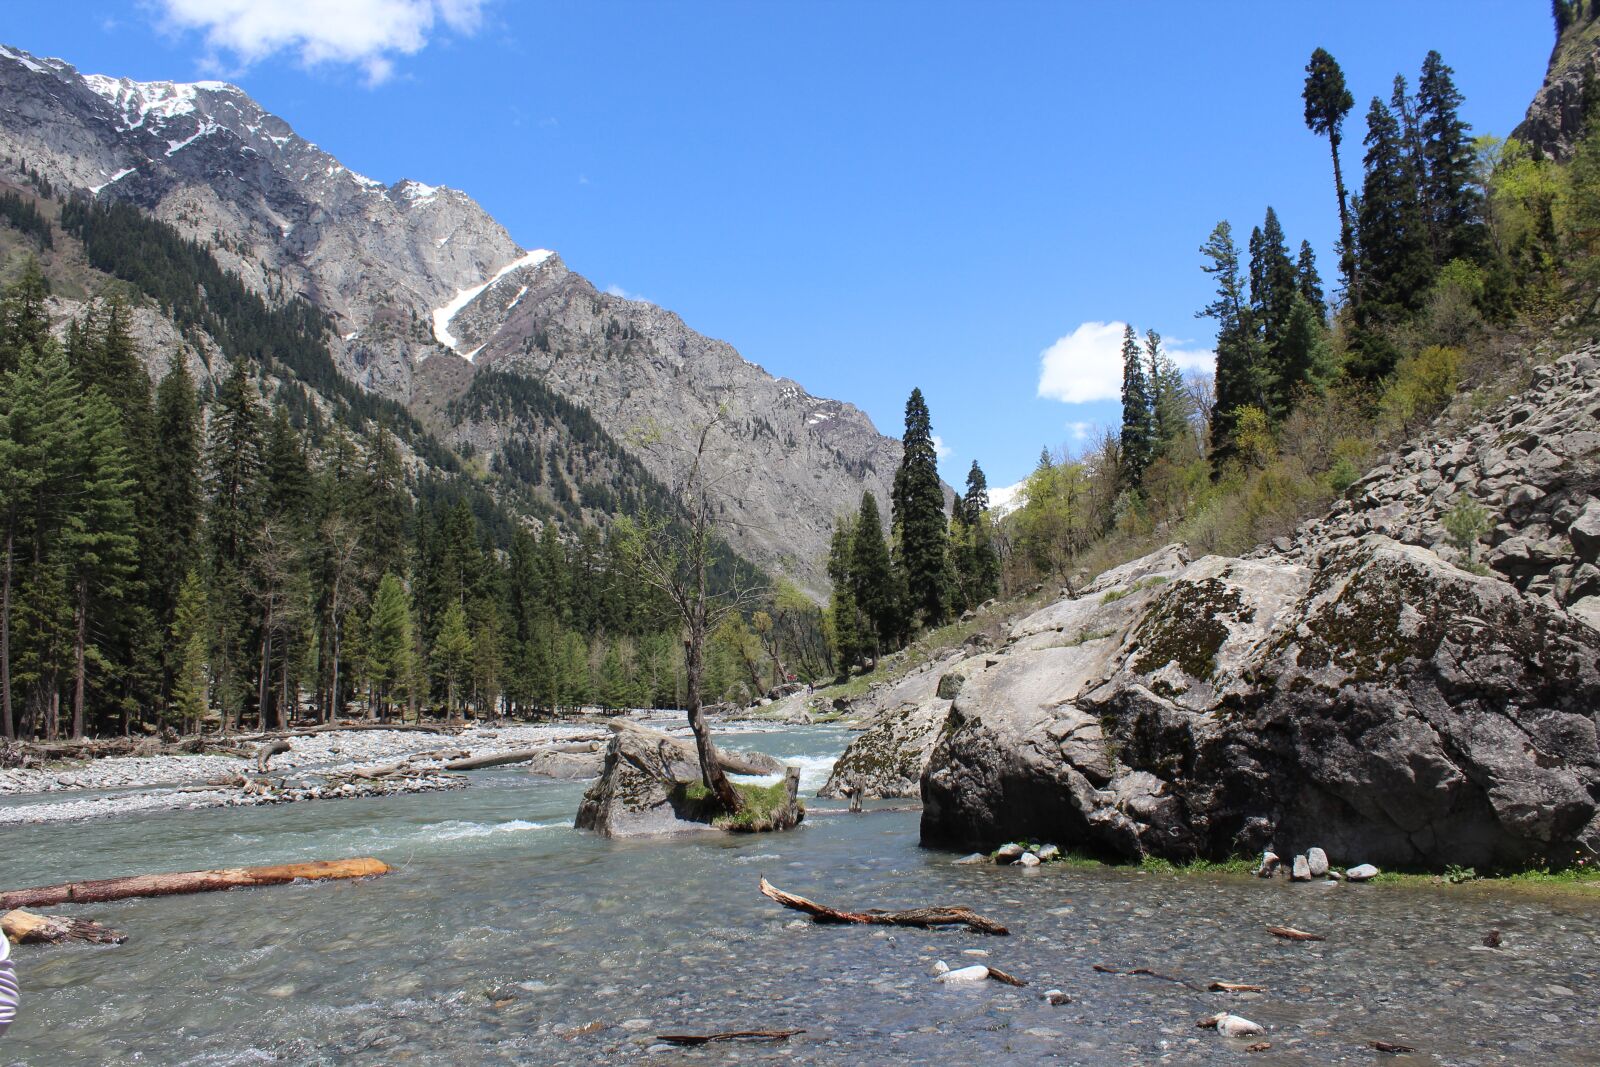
{"left": 3, "top": 723, "right": 1599, "bottom": 1065}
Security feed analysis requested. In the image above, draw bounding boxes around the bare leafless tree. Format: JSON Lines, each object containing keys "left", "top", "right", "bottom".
{"left": 618, "top": 406, "right": 767, "bottom": 813}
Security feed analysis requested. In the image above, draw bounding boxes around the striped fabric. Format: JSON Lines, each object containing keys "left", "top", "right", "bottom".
{"left": 0, "top": 930, "right": 16, "bottom": 1035}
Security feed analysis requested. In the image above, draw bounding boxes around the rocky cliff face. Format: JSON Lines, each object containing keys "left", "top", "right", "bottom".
{"left": 0, "top": 43, "right": 904, "bottom": 588}
{"left": 1513, "top": 13, "right": 1600, "bottom": 160}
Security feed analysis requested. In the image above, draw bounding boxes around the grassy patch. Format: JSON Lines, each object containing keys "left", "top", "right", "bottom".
{"left": 681, "top": 778, "right": 801, "bottom": 832}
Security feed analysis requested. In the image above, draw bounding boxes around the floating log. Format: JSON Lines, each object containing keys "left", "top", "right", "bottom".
{"left": 656, "top": 1030, "right": 803, "bottom": 1046}
{"left": 0, "top": 857, "right": 391, "bottom": 910}
{"left": 256, "top": 740, "right": 292, "bottom": 773}
{"left": 2, "top": 909, "right": 126, "bottom": 945}
{"left": 1209, "top": 981, "right": 1268, "bottom": 993}
{"left": 1265, "top": 925, "right": 1324, "bottom": 942}
{"left": 757, "top": 877, "right": 1008, "bottom": 935}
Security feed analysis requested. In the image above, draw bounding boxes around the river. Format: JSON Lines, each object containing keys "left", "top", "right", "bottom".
{"left": 2, "top": 721, "right": 1598, "bottom": 1065}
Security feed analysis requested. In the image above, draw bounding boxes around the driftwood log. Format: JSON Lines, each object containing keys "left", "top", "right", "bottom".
{"left": 656, "top": 1030, "right": 803, "bottom": 1046}
{"left": 2, "top": 909, "right": 127, "bottom": 945}
{"left": 757, "top": 878, "right": 1008, "bottom": 935}
{"left": 255, "top": 740, "right": 292, "bottom": 773}
{"left": 1265, "top": 925, "right": 1325, "bottom": 942}
{"left": 444, "top": 745, "right": 595, "bottom": 771}
{"left": 0, "top": 857, "right": 391, "bottom": 910}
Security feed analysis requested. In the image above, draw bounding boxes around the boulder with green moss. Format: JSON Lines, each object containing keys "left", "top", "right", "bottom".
{"left": 574, "top": 721, "right": 798, "bottom": 837}
{"left": 922, "top": 535, "right": 1600, "bottom": 870}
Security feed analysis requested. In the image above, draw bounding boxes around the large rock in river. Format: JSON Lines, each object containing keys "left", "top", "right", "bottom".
{"left": 574, "top": 721, "right": 795, "bottom": 837}
{"left": 921, "top": 535, "right": 1600, "bottom": 870}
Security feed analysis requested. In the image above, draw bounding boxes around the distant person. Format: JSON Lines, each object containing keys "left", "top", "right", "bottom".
{"left": 0, "top": 929, "right": 16, "bottom": 1036}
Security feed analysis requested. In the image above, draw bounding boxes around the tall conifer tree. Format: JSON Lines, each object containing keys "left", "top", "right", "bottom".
{"left": 890, "top": 388, "right": 949, "bottom": 628}
{"left": 1304, "top": 48, "right": 1358, "bottom": 294}
{"left": 1117, "top": 325, "right": 1155, "bottom": 490}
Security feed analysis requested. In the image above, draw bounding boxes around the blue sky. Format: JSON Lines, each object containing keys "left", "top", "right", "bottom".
{"left": 7, "top": 2, "right": 1553, "bottom": 488}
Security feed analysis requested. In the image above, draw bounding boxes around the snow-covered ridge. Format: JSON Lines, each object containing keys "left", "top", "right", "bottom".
{"left": 431, "top": 250, "right": 555, "bottom": 351}
{"left": 83, "top": 73, "right": 240, "bottom": 131}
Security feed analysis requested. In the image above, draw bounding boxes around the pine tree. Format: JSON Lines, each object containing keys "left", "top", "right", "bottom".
{"left": 826, "top": 515, "right": 866, "bottom": 673}
{"left": 205, "top": 361, "right": 265, "bottom": 729}
{"left": 1418, "top": 50, "right": 1486, "bottom": 265}
{"left": 890, "top": 388, "right": 949, "bottom": 628}
{"left": 961, "top": 461, "right": 1000, "bottom": 604}
{"left": 0, "top": 258, "right": 50, "bottom": 377}
{"left": 368, "top": 573, "right": 415, "bottom": 720}
{"left": 0, "top": 339, "right": 79, "bottom": 739}
{"left": 1198, "top": 220, "right": 1262, "bottom": 468}
{"left": 1117, "top": 324, "right": 1155, "bottom": 490}
{"left": 1144, "top": 330, "right": 1191, "bottom": 455}
{"left": 151, "top": 357, "right": 201, "bottom": 645}
{"left": 430, "top": 599, "right": 472, "bottom": 718}
{"left": 1295, "top": 240, "right": 1325, "bottom": 312}
{"left": 1354, "top": 97, "right": 1434, "bottom": 376}
{"left": 1253, "top": 208, "right": 1299, "bottom": 359}
{"left": 64, "top": 389, "right": 139, "bottom": 738}
{"left": 1272, "top": 295, "right": 1334, "bottom": 413}
{"left": 169, "top": 569, "right": 209, "bottom": 733}
{"left": 850, "top": 492, "right": 897, "bottom": 656}
{"left": 1304, "top": 48, "right": 1358, "bottom": 295}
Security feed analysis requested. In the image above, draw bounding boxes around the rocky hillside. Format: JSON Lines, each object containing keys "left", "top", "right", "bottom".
{"left": 826, "top": 347, "right": 1600, "bottom": 870}
{"left": 0, "top": 44, "right": 904, "bottom": 588}
{"left": 1514, "top": 7, "right": 1600, "bottom": 159}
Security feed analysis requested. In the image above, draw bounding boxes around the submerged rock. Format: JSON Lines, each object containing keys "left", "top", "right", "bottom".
{"left": 573, "top": 722, "right": 795, "bottom": 838}
{"left": 921, "top": 535, "right": 1600, "bottom": 870}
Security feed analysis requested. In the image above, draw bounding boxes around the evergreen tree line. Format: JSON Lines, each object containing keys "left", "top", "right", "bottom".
{"left": 825, "top": 389, "right": 999, "bottom": 674}
{"left": 1006, "top": 37, "right": 1600, "bottom": 597}
{"left": 0, "top": 266, "right": 825, "bottom": 738}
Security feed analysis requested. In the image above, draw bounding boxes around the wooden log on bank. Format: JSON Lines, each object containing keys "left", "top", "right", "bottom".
{"left": 256, "top": 740, "right": 292, "bottom": 773}
{"left": 444, "top": 745, "right": 595, "bottom": 771}
{"left": 0, "top": 857, "right": 391, "bottom": 910}
{"left": 2, "top": 909, "right": 127, "bottom": 945}
{"left": 757, "top": 877, "right": 1008, "bottom": 935}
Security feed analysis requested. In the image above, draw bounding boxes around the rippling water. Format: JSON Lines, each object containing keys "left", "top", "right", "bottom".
{"left": 3, "top": 723, "right": 1599, "bottom": 1065}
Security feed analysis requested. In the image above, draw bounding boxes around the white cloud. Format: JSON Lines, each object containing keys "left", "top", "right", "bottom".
{"left": 1066, "top": 420, "right": 1094, "bottom": 442}
{"left": 1037, "top": 321, "right": 1215, "bottom": 404}
{"left": 603, "top": 284, "right": 653, "bottom": 305}
{"left": 154, "top": 0, "right": 488, "bottom": 84}
{"left": 932, "top": 434, "right": 952, "bottom": 462}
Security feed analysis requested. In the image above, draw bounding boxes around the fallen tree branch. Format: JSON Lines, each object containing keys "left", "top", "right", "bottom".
{"left": 1265, "top": 925, "right": 1324, "bottom": 942}
{"left": 655, "top": 1030, "right": 803, "bottom": 1046}
{"left": 1093, "top": 963, "right": 1203, "bottom": 991}
{"left": 1209, "top": 981, "right": 1268, "bottom": 993}
{"left": 757, "top": 877, "right": 1008, "bottom": 935}
{"left": 2, "top": 909, "right": 127, "bottom": 945}
{"left": 1371, "top": 1040, "right": 1417, "bottom": 1054}
{"left": 984, "top": 966, "right": 1028, "bottom": 987}
{"left": 0, "top": 857, "right": 391, "bottom": 909}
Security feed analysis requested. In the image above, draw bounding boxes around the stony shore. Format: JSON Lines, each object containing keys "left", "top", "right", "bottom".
{"left": 0, "top": 722, "right": 605, "bottom": 826}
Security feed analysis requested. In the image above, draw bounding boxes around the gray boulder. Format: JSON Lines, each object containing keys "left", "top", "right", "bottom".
{"left": 1307, "top": 847, "right": 1330, "bottom": 878}
{"left": 574, "top": 722, "right": 793, "bottom": 838}
{"left": 922, "top": 535, "right": 1600, "bottom": 870}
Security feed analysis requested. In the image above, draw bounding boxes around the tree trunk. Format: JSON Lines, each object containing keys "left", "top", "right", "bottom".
{"left": 0, "top": 525, "right": 12, "bottom": 741}
{"left": 256, "top": 623, "right": 271, "bottom": 733}
{"left": 72, "top": 579, "right": 87, "bottom": 740}
{"left": 2, "top": 909, "right": 126, "bottom": 945}
{"left": 0, "top": 858, "right": 392, "bottom": 910}
{"left": 1330, "top": 134, "right": 1357, "bottom": 297}
{"left": 329, "top": 616, "right": 342, "bottom": 726}
{"left": 685, "top": 593, "right": 741, "bottom": 813}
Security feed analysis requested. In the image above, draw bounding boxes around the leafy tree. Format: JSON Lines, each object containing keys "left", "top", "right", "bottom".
{"left": 891, "top": 388, "right": 949, "bottom": 628}
{"left": 1304, "top": 48, "right": 1358, "bottom": 293}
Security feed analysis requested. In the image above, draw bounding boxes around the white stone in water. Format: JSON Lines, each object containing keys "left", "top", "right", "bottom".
{"left": 954, "top": 853, "right": 989, "bottom": 865}
{"left": 1307, "top": 847, "right": 1329, "bottom": 877}
{"left": 1043, "top": 989, "right": 1071, "bottom": 1005}
{"left": 1018, "top": 852, "right": 1041, "bottom": 868}
{"left": 936, "top": 964, "right": 993, "bottom": 984}
{"left": 1215, "top": 1013, "right": 1265, "bottom": 1038}
{"left": 1345, "top": 863, "right": 1380, "bottom": 882}
{"left": 994, "top": 843, "right": 1025, "bottom": 864}
{"left": 1291, "top": 854, "right": 1312, "bottom": 881}
{"left": 1036, "top": 844, "right": 1061, "bottom": 862}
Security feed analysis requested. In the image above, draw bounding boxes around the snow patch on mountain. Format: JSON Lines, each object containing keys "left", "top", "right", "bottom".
{"left": 987, "top": 481, "right": 1024, "bottom": 518}
{"left": 431, "top": 249, "right": 554, "bottom": 350}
